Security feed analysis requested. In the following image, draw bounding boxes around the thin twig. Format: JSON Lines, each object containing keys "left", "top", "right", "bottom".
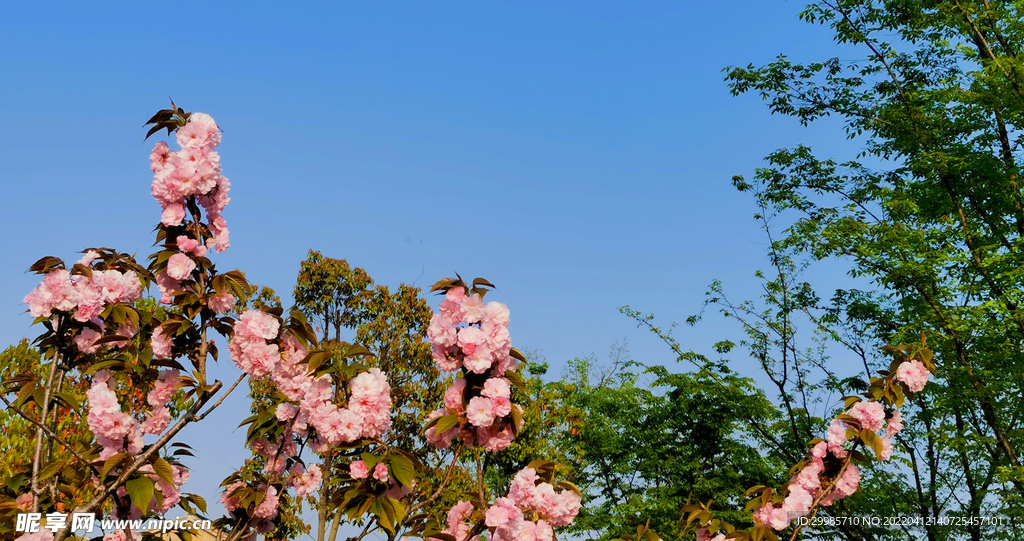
{"left": 193, "top": 373, "right": 246, "bottom": 421}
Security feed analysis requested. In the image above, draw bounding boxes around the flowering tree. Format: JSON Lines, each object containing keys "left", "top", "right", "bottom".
{"left": 0, "top": 104, "right": 584, "bottom": 541}
{"left": 0, "top": 103, "right": 937, "bottom": 541}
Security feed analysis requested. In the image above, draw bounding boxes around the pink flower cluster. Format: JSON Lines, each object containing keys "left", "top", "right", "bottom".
{"left": 86, "top": 370, "right": 143, "bottom": 460}
{"left": 22, "top": 253, "right": 142, "bottom": 355}
{"left": 349, "top": 460, "right": 390, "bottom": 482}
{"left": 149, "top": 113, "right": 231, "bottom": 253}
{"left": 425, "top": 287, "right": 522, "bottom": 451}
{"left": 229, "top": 310, "right": 282, "bottom": 377}
{"left": 152, "top": 233, "right": 238, "bottom": 309}
{"left": 288, "top": 463, "right": 323, "bottom": 497}
{"left": 225, "top": 308, "right": 392, "bottom": 528}
{"left": 230, "top": 309, "right": 392, "bottom": 447}
{"left": 428, "top": 288, "right": 514, "bottom": 375}
{"left": 24, "top": 256, "right": 141, "bottom": 322}
{"left": 439, "top": 467, "right": 580, "bottom": 541}
{"left": 88, "top": 369, "right": 180, "bottom": 458}
{"left": 151, "top": 326, "right": 174, "bottom": 358}
{"left": 221, "top": 482, "right": 280, "bottom": 534}
{"left": 302, "top": 368, "right": 392, "bottom": 445}
{"left": 140, "top": 369, "right": 180, "bottom": 435}
{"left": 73, "top": 317, "right": 138, "bottom": 355}
{"left": 896, "top": 360, "right": 929, "bottom": 392}
{"left": 752, "top": 400, "right": 904, "bottom": 532}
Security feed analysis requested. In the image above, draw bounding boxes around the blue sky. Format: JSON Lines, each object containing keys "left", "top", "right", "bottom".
{"left": 1, "top": 1, "right": 868, "bottom": 537}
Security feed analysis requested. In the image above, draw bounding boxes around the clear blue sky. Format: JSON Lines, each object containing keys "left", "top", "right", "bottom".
{"left": 1, "top": 1, "right": 866, "bottom": 536}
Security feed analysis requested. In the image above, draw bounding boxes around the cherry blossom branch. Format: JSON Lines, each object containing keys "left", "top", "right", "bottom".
{"left": 787, "top": 442, "right": 860, "bottom": 541}
{"left": 192, "top": 373, "right": 246, "bottom": 422}
{"left": 54, "top": 380, "right": 223, "bottom": 541}
{"left": 189, "top": 201, "right": 210, "bottom": 378}
{"left": 0, "top": 395, "right": 99, "bottom": 477}
{"left": 223, "top": 515, "right": 253, "bottom": 541}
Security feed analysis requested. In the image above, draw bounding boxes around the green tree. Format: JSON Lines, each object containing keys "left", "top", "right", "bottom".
{"left": 722, "top": 1, "right": 1024, "bottom": 539}
{"left": 521, "top": 341, "right": 786, "bottom": 541}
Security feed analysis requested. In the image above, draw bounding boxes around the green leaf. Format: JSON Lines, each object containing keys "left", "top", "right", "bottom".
{"left": 187, "top": 493, "right": 208, "bottom": 513}
{"left": 126, "top": 477, "right": 156, "bottom": 512}
{"left": 860, "top": 428, "right": 884, "bottom": 460}
{"left": 434, "top": 415, "right": 459, "bottom": 435}
{"left": 37, "top": 460, "right": 65, "bottom": 482}
{"left": 4, "top": 474, "right": 25, "bottom": 493}
{"left": 152, "top": 457, "right": 175, "bottom": 486}
{"left": 360, "top": 452, "right": 380, "bottom": 469}
{"left": 100, "top": 454, "right": 127, "bottom": 479}
{"left": 389, "top": 454, "right": 416, "bottom": 489}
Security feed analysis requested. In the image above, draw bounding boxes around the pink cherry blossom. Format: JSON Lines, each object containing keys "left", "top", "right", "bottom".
{"left": 484, "top": 301, "right": 510, "bottom": 326}
{"left": 444, "top": 378, "right": 467, "bottom": 413}
{"left": 74, "top": 328, "right": 102, "bottom": 354}
{"left": 479, "top": 425, "right": 515, "bottom": 452}
{"left": 457, "top": 327, "right": 486, "bottom": 355}
{"left": 140, "top": 406, "right": 171, "bottom": 435}
{"left": 821, "top": 464, "right": 861, "bottom": 506}
{"left": 432, "top": 343, "right": 462, "bottom": 372}
{"left": 428, "top": 313, "right": 457, "bottom": 347}
{"left": 793, "top": 457, "right": 823, "bottom": 491}
{"left": 150, "top": 141, "right": 172, "bottom": 172}
{"left": 147, "top": 369, "right": 179, "bottom": 406}
{"left": 486, "top": 497, "right": 525, "bottom": 540}
{"left": 290, "top": 463, "right": 323, "bottom": 496}
{"left": 445, "top": 287, "right": 466, "bottom": 303}
{"left": 467, "top": 396, "right": 496, "bottom": 427}
{"left": 176, "top": 235, "right": 199, "bottom": 253}
{"left": 782, "top": 485, "right": 813, "bottom": 520}
{"left": 826, "top": 419, "right": 848, "bottom": 458}
{"left": 373, "top": 463, "right": 389, "bottom": 482}
{"left": 15, "top": 493, "right": 32, "bottom": 510}
{"left": 880, "top": 436, "right": 894, "bottom": 461}
{"left": 264, "top": 455, "right": 287, "bottom": 477}
{"left": 166, "top": 253, "right": 196, "bottom": 281}
{"left": 885, "top": 410, "right": 903, "bottom": 437}
{"left": 252, "top": 485, "right": 279, "bottom": 519}
{"left": 482, "top": 378, "right": 511, "bottom": 399}
{"left": 425, "top": 408, "right": 459, "bottom": 449}
{"left": 848, "top": 400, "right": 886, "bottom": 432}
{"left": 161, "top": 203, "right": 186, "bottom": 227}
{"left": 220, "top": 481, "right": 246, "bottom": 511}
{"left": 151, "top": 326, "right": 173, "bottom": 358}
{"left": 155, "top": 271, "right": 183, "bottom": 304}
{"left": 350, "top": 460, "right": 369, "bottom": 480}
{"left": 460, "top": 294, "right": 486, "bottom": 323}
{"left": 237, "top": 310, "right": 280, "bottom": 340}
{"left": 753, "top": 503, "right": 789, "bottom": 531}
{"left": 896, "top": 360, "right": 929, "bottom": 393}
{"left": 176, "top": 112, "right": 221, "bottom": 150}
{"left": 208, "top": 289, "right": 236, "bottom": 314}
